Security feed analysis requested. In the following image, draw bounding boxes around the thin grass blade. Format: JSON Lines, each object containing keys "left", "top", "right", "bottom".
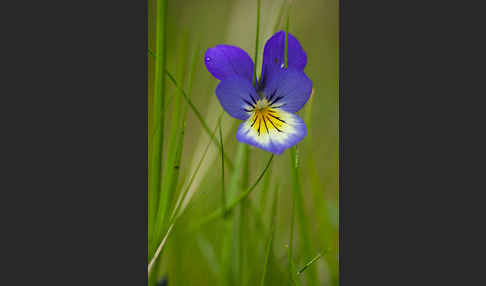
{"left": 260, "top": 184, "right": 279, "bottom": 286}
{"left": 297, "top": 253, "right": 323, "bottom": 276}
{"left": 148, "top": 223, "right": 174, "bottom": 275}
{"left": 168, "top": 112, "right": 224, "bottom": 223}
{"left": 189, "top": 153, "right": 274, "bottom": 231}
{"left": 165, "top": 70, "right": 235, "bottom": 171}
{"left": 219, "top": 121, "right": 226, "bottom": 216}
{"left": 148, "top": 0, "right": 168, "bottom": 245}
{"left": 290, "top": 145, "right": 318, "bottom": 285}
{"left": 150, "top": 36, "right": 189, "bottom": 259}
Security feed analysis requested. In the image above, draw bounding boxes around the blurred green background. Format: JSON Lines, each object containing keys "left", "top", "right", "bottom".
{"left": 148, "top": 0, "right": 338, "bottom": 285}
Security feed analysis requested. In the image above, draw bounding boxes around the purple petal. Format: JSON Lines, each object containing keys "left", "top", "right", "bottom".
{"left": 260, "top": 31, "right": 307, "bottom": 88}
{"left": 263, "top": 68, "right": 312, "bottom": 113}
{"left": 236, "top": 109, "right": 307, "bottom": 155}
{"left": 204, "top": 45, "right": 254, "bottom": 82}
{"left": 215, "top": 76, "right": 258, "bottom": 120}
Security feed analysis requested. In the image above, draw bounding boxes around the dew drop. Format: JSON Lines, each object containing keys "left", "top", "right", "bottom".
{"left": 205, "top": 57, "right": 211, "bottom": 62}
{"left": 280, "top": 63, "right": 285, "bottom": 69}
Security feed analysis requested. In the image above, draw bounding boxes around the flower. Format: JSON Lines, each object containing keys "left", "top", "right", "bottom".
{"left": 204, "top": 31, "right": 312, "bottom": 155}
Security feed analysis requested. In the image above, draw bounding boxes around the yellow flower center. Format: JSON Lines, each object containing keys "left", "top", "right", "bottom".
{"left": 250, "top": 99, "right": 286, "bottom": 135}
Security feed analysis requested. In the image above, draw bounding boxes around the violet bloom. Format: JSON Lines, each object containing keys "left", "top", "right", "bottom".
{"left": 204, "top": 31, "right": 312, "bottom": 155}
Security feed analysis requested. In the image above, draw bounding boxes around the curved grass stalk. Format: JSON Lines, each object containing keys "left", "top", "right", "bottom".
{"left": 189, "top": 154, "right": 274, "bottom": 232}
{"left": 165, "top": 70, "right": 234, "bottom": 171}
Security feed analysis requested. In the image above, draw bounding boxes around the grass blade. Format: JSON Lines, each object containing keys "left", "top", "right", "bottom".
{"left": 284, "top": 2, "right": 292, "bottom": 69}
{"left": 220, "top": 213, "right": 233, "bottom": 286}
{"left": 168, "top": 112, "right": 224, "bottom": 223}
{"left": 189, "top": 153, "right": 274, "bottom": 231}
{"left": 297, "top": 253, "right": 323, "bottom": 276}
{"left": 219, "top": 121, "right": 226, "bottom": 217}
{"left": 259, "top": 163, "right": 272, "bottom": 212}
{"left": 148, "top": 0, "right": 168, "bottom": 244}
{"left": 148, "top": 223, "right": 174, "bottom": 274}
{"left": 221, "top": 143, "right": 250, "bottom": 286}
{"left": 170, "top": 41, "right": 199, "bottom": 198}
{"left": 260, "top": 184, "right": 279, "bottom": 286}
{"left": 288, "top": 168, "right": 296, "bottom": 283}
{"left": 253, "top": 0, "right": 261, "bottom": 87}
{"left": 238, "top": 144, "right": 250, "bottom": 285}
{"left": 156, "top": 33, "right": 189, "bottom": 247}
{"left": 284, "top": 7, "right": 318, "bottom": 284}
{"left": 290, "top": 146, "right": 318, "bottom": 286}
{"left": 150, "top": 35, "right": 189, "bottom": 259}
{"left": 165, "top": 70, "right": 235, "bottom": 171}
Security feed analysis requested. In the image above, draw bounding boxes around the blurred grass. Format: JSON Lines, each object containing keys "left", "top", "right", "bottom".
{"left": 148, "top": 0, "right": 339, "bottom": 285}
{"left": 148, "top": 0, "right": 167, "bottom": 251}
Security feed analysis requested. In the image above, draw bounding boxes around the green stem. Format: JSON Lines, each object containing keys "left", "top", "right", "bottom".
{"left": 290, "top": 146, "right": 318, "bottom": 286}
{"left": 155, "top": 35, "right": 188, "bottom": 253}
{"left": 260, "top": 185, "right": 279, "bottom": 286}
{"left": 288, "top": 170, "right": 296, "bottom": 283}
{"left": 297, "top": 253, "right": 323, "bottom": 276}
{"left": 165, "top": 70, "right": 235, "bottom": 171}
{"left": 189, "top": 154, "right": 274, "bottom": 231}
{"left": 168, "top": 113, "right": 224, "bottom": 225}
{"left": 219, "top": 122, "right": 226, "bottom": 217}
{"left": 148, "top": 0, "right": 167, "bottom": 245}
